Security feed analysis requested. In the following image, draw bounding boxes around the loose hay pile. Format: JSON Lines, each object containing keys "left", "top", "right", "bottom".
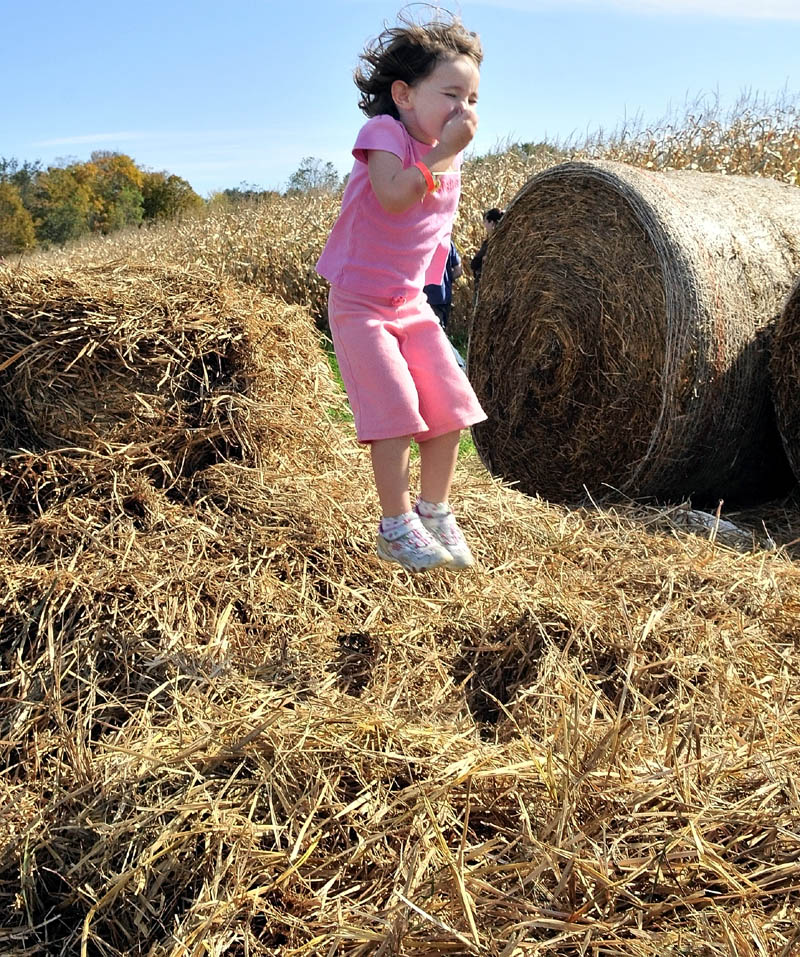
{"left": 469, "top": 160, "right": 800, "bottom": 506}
{"left": 0, "top": 261, "right": 347, "bottom": 477}
{"left": 2, "top": 260, "right": 800, "bottom": 956}
{"left": 771, "top": 275, "right": 800, "bottom": 483}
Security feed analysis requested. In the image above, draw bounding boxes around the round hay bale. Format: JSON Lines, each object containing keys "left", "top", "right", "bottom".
{"left": 771, "top": 275, "right": 800, "bottom": 482}
{"left": 468, "top": 160, "right": 800, "bottom": 506}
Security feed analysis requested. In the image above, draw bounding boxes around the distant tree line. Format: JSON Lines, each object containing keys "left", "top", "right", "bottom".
{"left": 215, "top": 182, "right": 282, "bottom": 205}
{"left": 0, "top": 152, "right": 345, "bottom": 256}
{"left": 0, "top": 151, "right": 204, "bottom": 255}
{"left": 218, "top": 158, "right": 343, "bottom": 203}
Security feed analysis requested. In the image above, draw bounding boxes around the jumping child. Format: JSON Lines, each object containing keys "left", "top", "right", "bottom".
{"left": 316, "top": 11, "right": 486, "bottom": 572}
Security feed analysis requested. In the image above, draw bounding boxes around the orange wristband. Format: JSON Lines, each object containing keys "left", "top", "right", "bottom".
{"left": 414, "top": 160, "right": 437, "bottom": 193}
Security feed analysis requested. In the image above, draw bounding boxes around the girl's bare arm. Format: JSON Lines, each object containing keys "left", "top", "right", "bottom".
{"left": 368, "top": 108, "right": 478, "bottom": 214}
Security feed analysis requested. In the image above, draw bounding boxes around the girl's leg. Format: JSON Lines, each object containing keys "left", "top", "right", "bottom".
{"left": 372, "top": 434, "right": 454, "bottom": 571}
{"left": 416, "top": 429, "right": 474, "bottom": 568}
{"left": 370, "top": 436, "right": 413, "bottom": 517}
{"left": 418, "top": 429, "right": 461, "bottom": 505}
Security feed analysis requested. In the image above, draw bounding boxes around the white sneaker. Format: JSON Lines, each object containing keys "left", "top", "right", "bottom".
{"left": 376, "top": 513, "right": 454, "bottom": 572}
{"left": 415, "top": 506, "right": 474, "bottom": 568}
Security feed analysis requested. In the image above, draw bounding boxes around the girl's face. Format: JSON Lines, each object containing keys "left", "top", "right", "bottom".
{"left": 393, "top": 54, "right": 480, "bottom": 145}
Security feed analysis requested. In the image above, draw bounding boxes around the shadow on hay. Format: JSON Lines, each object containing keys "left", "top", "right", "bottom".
{"left": 451, "top": 608, "right": 568, "bottom": 731}
{"left": 659, "top": 324, "right": 795, "bottom": 509}
{"left": 452, "top": 603, "right": 718, "bottom": 742}
{"left": 329, "top": 631, "right": 378, "bottom": 698}
{"left": 771, "top": 273, "right": 800, "bottom": 486}
{"left": 10, "top": 790, "right": 221, "bottom": 956}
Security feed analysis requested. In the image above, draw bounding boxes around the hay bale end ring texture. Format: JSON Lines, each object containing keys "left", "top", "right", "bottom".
{"left": 468, "top": 160, "right": 800, "bottom": 506}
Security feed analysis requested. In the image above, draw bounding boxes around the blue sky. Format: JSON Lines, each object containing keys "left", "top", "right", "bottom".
{"left": 2, "top": 0, "right": 799, "bottom": 197}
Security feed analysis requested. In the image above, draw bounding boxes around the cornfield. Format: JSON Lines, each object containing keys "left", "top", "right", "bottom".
{"left": 25, "top": 94, "right": 800, "bottom": 337}
{"left": 2, "top": 93, "right": 800, "bottom": 957}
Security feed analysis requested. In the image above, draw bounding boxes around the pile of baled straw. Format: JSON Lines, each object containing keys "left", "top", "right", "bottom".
{"left": 469, "top": 160, "right": 800, "bottom": 507}
{"left": 2, "top": 260, "right": 800, "bottom": 956}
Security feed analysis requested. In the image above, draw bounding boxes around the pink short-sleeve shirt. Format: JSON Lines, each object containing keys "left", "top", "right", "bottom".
{"left": 315, "top": 114, "right": 461, "bottom": 300}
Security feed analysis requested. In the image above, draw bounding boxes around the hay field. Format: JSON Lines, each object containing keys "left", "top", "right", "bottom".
{"left": 3, "top": 101, "right": 800, "bottom": 956}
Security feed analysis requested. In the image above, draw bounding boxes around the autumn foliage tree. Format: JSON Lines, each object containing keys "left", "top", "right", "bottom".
{"left": 27, "top": 166, "right": 93, "bottom": 246}
{"left": 142, "top": 171, "right": 204, "bottom": 220}
{"left": 0, "top": 181, "right": 36, "bottom": 255}
{"left": 0, "top": 158, "right": 42, "bottom": 208}
{"left": 83, "top": 151, "right": 145, "bottom": 233}
{"left": 0, "top": 152, "right": 204, "bottom": 251}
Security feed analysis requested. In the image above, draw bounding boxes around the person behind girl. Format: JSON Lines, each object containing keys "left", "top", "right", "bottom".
{"left": 424, "top": 240, "right": 462, "bottom": 331}
{"left": 470, "top": 206, "right": 504, "bottom": 292}
{"left": 316, "top": 11, "right": 486, "bottom": 572}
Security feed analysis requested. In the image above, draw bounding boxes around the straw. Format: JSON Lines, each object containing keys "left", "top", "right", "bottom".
{"left": 468, "top": 160, "right": 800, "bottom": 506}
{"left": 2, "top": 252, "right": 800, "bottom": 955}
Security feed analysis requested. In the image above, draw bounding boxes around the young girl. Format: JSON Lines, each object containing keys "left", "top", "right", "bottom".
{"left": 316, "top": 12, "right": 487, "bottom": 573}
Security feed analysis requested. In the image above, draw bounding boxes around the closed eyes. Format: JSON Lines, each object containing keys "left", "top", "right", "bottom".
{"left": 443, "top": 91, "right": 479, "bottom": 105}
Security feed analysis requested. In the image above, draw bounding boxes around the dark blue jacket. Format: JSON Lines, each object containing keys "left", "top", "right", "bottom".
{"left": 423, "top": 243, "right": 461, "bottom": 306}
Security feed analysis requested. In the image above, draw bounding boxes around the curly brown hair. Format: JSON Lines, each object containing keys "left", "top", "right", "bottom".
{"left": 354, "top": 11, "right": 483, "bottom": 119}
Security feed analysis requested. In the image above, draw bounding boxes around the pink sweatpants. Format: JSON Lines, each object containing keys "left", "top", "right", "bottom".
{"left": 327, "top": 285, "right": 487, "bottom": 443}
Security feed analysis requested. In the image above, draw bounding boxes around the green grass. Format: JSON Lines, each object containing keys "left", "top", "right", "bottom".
{"left": 458, "top": 431, "right": 476, "bottom": 459}
{"left": 321, "top": 337, "right": 354, "bottom": 423}
{"left": 322, "top": 336, "right": 345, "bottom": 390}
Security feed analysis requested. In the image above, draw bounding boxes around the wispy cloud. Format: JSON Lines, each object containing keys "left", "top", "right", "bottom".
{"left": 468, "top": 0, "right": 800, "bottom": 18}
{"left": 31, "top": 129, "right": 273, "bottom": 148}
{"left": 33, "top": 131, "right": 152, "bottom": 147}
